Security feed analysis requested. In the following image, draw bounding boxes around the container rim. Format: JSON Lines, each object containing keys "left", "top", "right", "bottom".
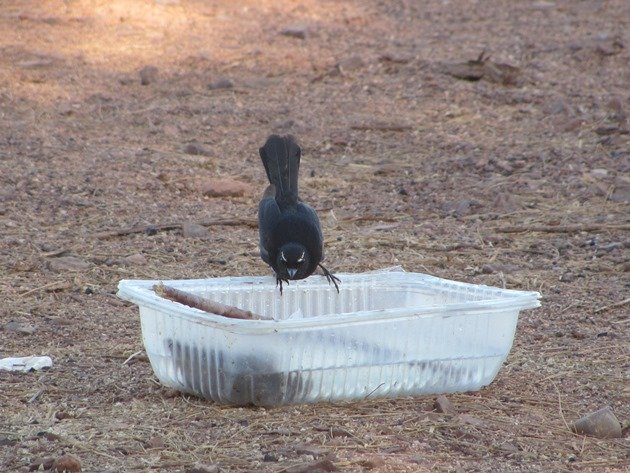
{"left": 117, "top": 272, "right": 541, "bottom": 333}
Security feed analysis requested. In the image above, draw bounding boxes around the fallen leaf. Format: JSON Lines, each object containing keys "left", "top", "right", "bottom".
{"left": 199, "top": 178, "right": 253, "bottom": 198}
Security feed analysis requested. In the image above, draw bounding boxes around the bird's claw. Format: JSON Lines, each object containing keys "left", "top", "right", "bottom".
{"left": 275, "top": 269, "right": 339, "bottom": 295}
{"left": 318, "top": 264, "right": 340, "bottom": 293}
{"left": 276, "top": 275, "right": 289, "bottom": 295}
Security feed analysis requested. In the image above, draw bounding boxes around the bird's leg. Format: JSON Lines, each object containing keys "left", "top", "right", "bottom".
{"left": 318, "top": 264, "right": 340, "bottom": 293}
{"left": 275, "top": 274, "right": 289, "bottom": 295}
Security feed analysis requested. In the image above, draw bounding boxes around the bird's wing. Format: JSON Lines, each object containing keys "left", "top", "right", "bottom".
{"left": 296, "top": 202, "right": 323, "bottom": 239}
{"left": 258, "top": 194, "right": 282, "bottom": 265}
{"left": 296, "top": 202, "right": 324, "bottom": 258}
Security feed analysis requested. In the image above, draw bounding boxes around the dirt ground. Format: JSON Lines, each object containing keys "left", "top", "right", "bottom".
{"left": 1, "top": 0, "right": 628, "bottom": 471}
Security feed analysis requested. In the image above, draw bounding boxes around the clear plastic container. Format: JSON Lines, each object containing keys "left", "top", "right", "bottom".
{"left": 117, "top": 269, "right": 540, "bottom": 406}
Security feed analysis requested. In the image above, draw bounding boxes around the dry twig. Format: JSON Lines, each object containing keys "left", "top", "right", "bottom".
{"left": 94, "top": 218, "right": 258, "bottom": 239}
{"left": 153, "top": 283, "right": 270, "bottom": 320}
{"left": 350, "top": 122, "right": 413, "bottom": 132}
{"left": 593, "top": 297, "right": 630, "bottom": 314}
{"left": 495, "top": 224, "right": 630, "bottom": 234}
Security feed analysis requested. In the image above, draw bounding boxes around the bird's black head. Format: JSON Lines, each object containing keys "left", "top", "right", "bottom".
{"left": 276, "top": 242, "right": 310, "bottom": 280}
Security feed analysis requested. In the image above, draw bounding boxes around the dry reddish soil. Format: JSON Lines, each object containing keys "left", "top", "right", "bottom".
{"left": 1, "top": 1, "right": 629, "bottom": 472}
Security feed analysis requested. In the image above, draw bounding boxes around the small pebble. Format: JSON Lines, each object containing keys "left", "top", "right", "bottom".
{"left": 186, "top": 464, "right": 220, "bottom": 473}
{"left": 3, "top": 321, "right": 37, "bottom": 335}
{"left": 571, "top": 406, "right": 622, "bottom": 438}
{"left": 163, "top": 388, "right": 181, "bottom": 398}
{"left": 54, "top": 411, "right": 73, "bottom": 421}
{"left": 139, "top": 65, "right": 159, "bottom": 85}
{"left": 208, "top": 78, "right": 233, "bottom": 90}
{"left": 182, "top": 222, "right": 210, "bottom": 239}
{"left": 295, "top": 443, "right": 329, "bottom": 457}
{"left": 609, "top": 185, "right": 630, "bottom": 203}
{"left": 481, "top": 263, "right": 520, "bottom": 274}
{"left": 148, "top": 436, "right": 165, "bottom": 449}
{"left": 48, "top": 256, "right": 91, "bottom": 272}
{"left": 200, "top": 178, "right": 252, "bottom": 198}
{"left": 184, "top": 142, "right": 211, "bottom": 156}
{"left": 589, "top": 168, "right": 609, "bottom": 179}
{"left": 286, "top": 457, "right": 336, "bottom": 473}
{"left": 52, "top": 454, "right": 82, "bottom": 472}
{"left": 358, "top": 455, "right": 386, "bottom": 469}
{"left": 29, "top": 457, "right": 55, "bottom": 472}
{"left": 281, "top": 25, "right": 308, "bottom": 39}
{"left": 124, "top": 253, "right": 147, "bottom": 266}
{"left": 337, "top": 56, "right": 365, "bottom": 74}
{"left": 263, "top": 452, "right": 279, "bottom": 462}
{"left": 456, "top": 414, "right": 486, "bottom": 427}
{"left": 434, "top": 395, "right": 458, "bottom": 415}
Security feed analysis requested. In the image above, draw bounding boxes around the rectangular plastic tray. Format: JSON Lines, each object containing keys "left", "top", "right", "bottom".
{"left": 117, "top": 270, "right": 540, "bottom": 406}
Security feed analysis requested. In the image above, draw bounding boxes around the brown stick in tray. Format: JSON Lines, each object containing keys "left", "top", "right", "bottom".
{"left": 153, "top": 283, "right": 272, "bottom": 320}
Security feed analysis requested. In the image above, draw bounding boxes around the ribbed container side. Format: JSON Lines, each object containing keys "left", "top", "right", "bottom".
{"left": 120, "top": 271, "right": 538, "bottom": 405}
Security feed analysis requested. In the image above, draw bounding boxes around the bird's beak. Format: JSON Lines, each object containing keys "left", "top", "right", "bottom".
{"left": 287, "top": 268, "right": 297, "bottom": 279}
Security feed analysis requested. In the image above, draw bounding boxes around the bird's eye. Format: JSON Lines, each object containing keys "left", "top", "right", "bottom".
{"left": 297, "top": 251, "right": 305, "bottom": 263}
{"left": 280, "top": 252, "right": 287, "bottom": 263}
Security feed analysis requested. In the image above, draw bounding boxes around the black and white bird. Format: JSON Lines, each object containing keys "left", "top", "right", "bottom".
{"left": 257, "top": 135, "right": 340, "bottom": 294}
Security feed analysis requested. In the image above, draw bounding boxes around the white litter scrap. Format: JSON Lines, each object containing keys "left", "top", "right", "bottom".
{"left": 0, "top": 356, "right": 53, "bottom": 372}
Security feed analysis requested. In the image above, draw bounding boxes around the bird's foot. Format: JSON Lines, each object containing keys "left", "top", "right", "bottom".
{"left": 275, "top": 275, "right": 289, "bottom": 295}
{"left": 318, "top": 264, "right": 340, "bottom": 293}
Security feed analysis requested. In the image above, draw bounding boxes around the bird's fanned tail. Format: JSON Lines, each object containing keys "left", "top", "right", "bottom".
{"left": 259, "top": 135, "right": 301, "bottom": 206}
